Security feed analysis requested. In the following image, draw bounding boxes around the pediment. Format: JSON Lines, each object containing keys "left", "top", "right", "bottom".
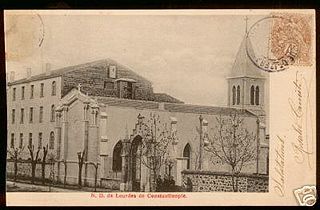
{"left": 56, "top": 88, "right": 98, "bottom": 111}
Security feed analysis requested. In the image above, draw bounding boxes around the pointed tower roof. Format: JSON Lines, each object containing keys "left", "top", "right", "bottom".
{"left": 229, "top": 36, "right": 264, "bottom": 79}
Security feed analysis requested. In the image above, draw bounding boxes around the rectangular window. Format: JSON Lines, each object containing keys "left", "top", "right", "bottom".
{"left": 21, "top": 86, "right": 25, "bottom": 100}
{"left": 52, "top": 81, "right": 56, "bottom": 96}
{"left": 30, "top": 85, "right": 34, "bottom": 99}
{"left": 51, "top": 105, "right": 56, "bottom": 122}
{"left": 49, "top": 132, "right": 55, "bottom": 149}
{"left": 28, "top": 133, "right": 32, "bottom": 148}
{"left": 40, "top": 83, "right": 44, "bottom": 97}
{"left": 39, "top": 106, "right": 43, "bottom": 123}
{"left": 10, "top": 133, "right": 14, "bottom": 148}
{"left": 13, "top": 88, "right": 16, "bottom": 101}
{"left": 19, "top": 133, "right": 23, "bottom": 149}
{"left": 38, "top": 133, "right": 42, "bottom": 149}
{"left": 29, "top": 107, "right": 33, "bottom": 123}
{"left": 20, "top": 108, "right": 24, "bottom": 124}
{"left": 11, "top": 109, "right": 15, "bottom": 124}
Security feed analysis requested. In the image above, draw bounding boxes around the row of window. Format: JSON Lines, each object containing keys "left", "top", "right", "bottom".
{"left": 232, "top": 86, "right": 241, "bottom": 105}
{"left": 10, "top": 131, "right": 55, "bottom": 150}
{"left": 250, "top": 85, "right": 260, "bottom": 105}
{"left": 11, "top": 105, "right": 55, "bottom": 124}
{"left": 232, "top": 85, "right": 260, "bottom": 106}
{"left": 12, "top": 81, "right": 57, "bottom": 101}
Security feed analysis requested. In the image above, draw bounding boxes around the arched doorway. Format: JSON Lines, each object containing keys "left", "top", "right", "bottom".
{"left": 130, "top": 136, "right": 142, "bottom": 191}
{"left": 112, "top": 141, "right": 123, "bottom": 178}
{"left": 183, "top": 144, "right": 191, "bottom": 170}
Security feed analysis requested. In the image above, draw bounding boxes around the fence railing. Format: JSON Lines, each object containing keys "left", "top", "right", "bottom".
{"left": 6, "top": 158, "right": 102, "bottom": 191}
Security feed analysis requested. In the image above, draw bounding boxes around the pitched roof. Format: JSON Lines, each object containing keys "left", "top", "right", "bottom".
{"left": 7, "top": 58, "right": 152, "bottom": 86}
{"left": 163, "top": 103, "right": 254, "bottom": 116}
{"left": 94, "top": 96, "right": 160, "bottom": 110}
{"left": 229, "top": 36, "right": 264, "bottom": 79}
{"left": 153, "top": 93, "right": 184, "bottom": 104}
{"left": 93, "top": 95, "right": 255, "bottom": 117}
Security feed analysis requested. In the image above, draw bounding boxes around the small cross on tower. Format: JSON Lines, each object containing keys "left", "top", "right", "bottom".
{"left": 245, "top": 16, "right": 249, "bottom": 35}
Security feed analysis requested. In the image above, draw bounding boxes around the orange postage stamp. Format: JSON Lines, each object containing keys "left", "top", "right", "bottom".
{"left": 270, "top": 13, "right": 313, "bottom": 67}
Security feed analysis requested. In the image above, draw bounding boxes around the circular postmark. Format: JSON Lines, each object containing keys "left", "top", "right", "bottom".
{"left": 246, "top": 13, "right": 313, "bottom": 72}
{"left": 5, "top": 12, "right": 45, "bottom": 61}
{"left": 36, "top": 13, "right": 45, "bottom": 48}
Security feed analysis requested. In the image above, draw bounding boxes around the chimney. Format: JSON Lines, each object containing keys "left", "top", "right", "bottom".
{"left": 45, "top": 63, "right": 51, "bottom": 75}
{"left": 9, "top": 71, "right": 15, "bottom": 82}
{"left": 26, "top": 67, "right": 32, "bottom": 79}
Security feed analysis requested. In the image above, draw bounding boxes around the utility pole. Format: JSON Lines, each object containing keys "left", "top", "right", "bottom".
{"left": 256, "top": 117, "right": 260, "bottom": 174}
{"left": 198, "top": 115, "right": 203, "bottom": 170}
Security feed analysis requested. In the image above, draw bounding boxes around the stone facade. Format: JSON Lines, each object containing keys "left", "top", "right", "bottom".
{"left": 182, "top": 170, "right": 268, "bottom": 192}
{"left": 7, "top": 76, "right": 61, "bottom": 159}
{"left": 52, "top": 88, "right": 268, "bottom": 192}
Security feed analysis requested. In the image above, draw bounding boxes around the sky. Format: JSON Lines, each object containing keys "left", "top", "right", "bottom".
{"left": 4, "top": 11, "right": 268, "bottom": 107}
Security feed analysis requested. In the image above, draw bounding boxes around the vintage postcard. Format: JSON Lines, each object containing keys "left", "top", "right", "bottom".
{"left": 4, "top": 10, "right": 316, "bottom": 206}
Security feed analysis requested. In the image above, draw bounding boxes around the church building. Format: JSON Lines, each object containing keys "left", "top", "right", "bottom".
{"left": 7, "top": 35, "right": 269, "bottom": 192}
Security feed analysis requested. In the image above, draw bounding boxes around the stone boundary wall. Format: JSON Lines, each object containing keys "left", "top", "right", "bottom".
{"left": 100, "top": 178, "right": 121, "bottom": 190}
{"left": 6, "top": 159, "right": 120, "bottom": 190}
{"left": 7, "top": 159, "right": 53, "bottom": 180}
{"left": 182, "top": 170, "right": 268, "bottom": 192}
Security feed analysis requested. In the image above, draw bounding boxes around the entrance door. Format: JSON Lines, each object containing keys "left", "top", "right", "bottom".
{"left": 183, "top": 143, "right": 191, "bottom": 169}
{"left": 131, "top": 136, "right": 142, "bottom": 191}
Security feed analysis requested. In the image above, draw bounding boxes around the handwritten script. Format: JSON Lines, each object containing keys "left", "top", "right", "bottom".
{"left": 272, "top": 135, "right": 285, "bottom": 197}
{"left": 288, "top": 70, "right": 314, "bottom": 169}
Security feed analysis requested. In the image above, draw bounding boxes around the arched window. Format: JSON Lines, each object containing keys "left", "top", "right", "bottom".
{"left": 49, "top": 131, "right": 54, "bottom": 149}
{"left": 51, "top": 81, "right": 56, "bottom": 96}
{"left": 183, "top": 143, "right": 191, "bottom": 170}
{"left": 255, "top": 86, "right": 260, "bottom": 105}
{"left": 51, "top": 105, "right": 55, "bottom": 122}
{"left": 250, "top": 85, "right": 255, "bottom": 105}
{"left": 112, "top": 141, "right": 123, "bottom": 172}
{"left": 232, "top": 86, "right": 236, "bottom": 105}
{"left": 236, "top": 85, "right": 240, "bottom": 105}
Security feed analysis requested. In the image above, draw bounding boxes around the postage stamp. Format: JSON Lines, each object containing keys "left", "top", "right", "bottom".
{"left": 270, "top": 13, "right": 313, "bottom": 67}
{"left": 246, "top": 13, "right": 313, "bottom": 72}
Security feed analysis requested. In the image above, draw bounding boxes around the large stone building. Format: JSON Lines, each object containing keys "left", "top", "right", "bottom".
{"left": 7, "top": 59, "right": 182, "bottom": 158}
{"left": 7, "top": 36, "right": 269, "bottom": 192}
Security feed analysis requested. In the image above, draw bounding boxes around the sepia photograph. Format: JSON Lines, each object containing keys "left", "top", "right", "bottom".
{"left": 4, "top": 10, "right": 316, "bottom": 206}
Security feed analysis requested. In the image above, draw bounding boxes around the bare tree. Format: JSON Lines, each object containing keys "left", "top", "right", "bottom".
{"left": 188, "top": 134, "right": 202, "bottom": 171}
{"left": 192, "top": 149, "right": 200, "bottom": 171}
{"left": 77, "top": 149, "right": 86, "bottom": 188}
{"left": 7, "top": 146, "right": 25, "bottom": 182}
{"left": 164, "top": 158, "right": 174, "bottom": 176}
{"left": 138, "top": 113, "right": 174, "bottom": 192}
{"left": 87, "top": 162, "right": 99, "bottom": 192}
{"left": 27, "top": 144, "right": 41, "bottom": 184}
{"left": 204, "top": 112, "right": 257, "bottom": 192}
{"left": 63, "top": 160, "right": 67, "bottom": 187}
{"left": 41, "top": 144, "right": 49, "bottom": 184}
{"left": 47, "top": 152, "right": 56, "bottom": 192}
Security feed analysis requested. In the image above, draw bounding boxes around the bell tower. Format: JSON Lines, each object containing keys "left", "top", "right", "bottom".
{"left": 227, "top": 20, "right": 266, "bottom": 119}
